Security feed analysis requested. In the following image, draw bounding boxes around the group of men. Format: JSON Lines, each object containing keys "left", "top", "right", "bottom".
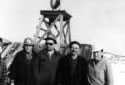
{"left": 0, "top": 37, "right": 113, "bottom": 85}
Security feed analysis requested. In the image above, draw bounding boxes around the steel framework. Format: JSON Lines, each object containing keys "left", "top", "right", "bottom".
{"left": 34, "top": 10, "right": 72, "bottom": 52}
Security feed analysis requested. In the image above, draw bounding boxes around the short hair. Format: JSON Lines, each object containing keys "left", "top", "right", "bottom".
{"left": 0, "top": 37, "right": 3, "bottom": 42}
{"left": 69, "top": 41, "right": 81, "bottom": 48}
{"left": 45, "top": 37, "right": 57, "bottom": 44}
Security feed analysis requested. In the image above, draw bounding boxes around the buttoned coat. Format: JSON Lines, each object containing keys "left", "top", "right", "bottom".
{"left": 9, "top": 50, "right": 36, "bottom": 85}
{"left": 33, "top": 49, "right": 62, "bottom": 85}
{"left": 55, "top": 54, "right": 88, "bottom": 85}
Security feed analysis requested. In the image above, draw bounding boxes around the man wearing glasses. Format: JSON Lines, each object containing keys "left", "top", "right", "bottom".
{"left": 33, "top": 37, "right": 62, "bottom": 85}
{"left": 87, "top": 45, "right": 113, "bottom": 85}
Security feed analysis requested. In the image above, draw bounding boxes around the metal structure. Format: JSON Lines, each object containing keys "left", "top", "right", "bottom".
{"left": 34, "top": 10, "right": 72, "bottom": 52}
{"left": 0, "top": 42, "right": 22, "bottom": 85}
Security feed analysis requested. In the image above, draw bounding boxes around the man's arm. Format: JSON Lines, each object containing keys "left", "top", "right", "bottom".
{"left": 105, "top": 60, "right": 114, "bottom": 85}
{"left": 8, "top": 53, "right": 20, "bottom": 81}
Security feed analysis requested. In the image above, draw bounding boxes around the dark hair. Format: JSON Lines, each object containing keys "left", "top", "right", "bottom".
{"left": 0, "top": 37, "right": 3, "bottom": 42}
{"left": 69, "top": 41, "right": 81, "bottom": 48}
{"left": 45, "top": 37, "right": 57, "bottom": 44}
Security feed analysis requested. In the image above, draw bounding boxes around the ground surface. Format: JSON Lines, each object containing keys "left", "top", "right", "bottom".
{"left": 111, "top": 61, "right": 125, "bottom": 85}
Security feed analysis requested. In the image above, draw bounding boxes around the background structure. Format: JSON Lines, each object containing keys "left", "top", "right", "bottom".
{"left": 0, "top": 0, "right": 125, "bottom": 55}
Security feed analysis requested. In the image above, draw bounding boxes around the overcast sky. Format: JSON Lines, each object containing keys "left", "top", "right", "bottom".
{"left": 0, "top": 0, "right": 125, "bottom": 55}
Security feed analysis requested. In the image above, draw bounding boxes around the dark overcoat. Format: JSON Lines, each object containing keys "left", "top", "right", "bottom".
{"left": 0, "top": 59, "right": 5, "bottom": 85}
{"left": 55, "top": 54, "right": 88, "bottom": 85}
{"left": 9, "top": 50, "right": 36, "bottom": 85}
{"left": 33, "top": 49, "right": 62, "bottom": 85}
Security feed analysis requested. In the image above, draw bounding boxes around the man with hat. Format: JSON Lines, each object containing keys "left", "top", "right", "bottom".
{"left": 33, "top": 37, "right": 62, "bottom": 85}
{"left": 9, "top": 37, "right": 36, "bottom": 85}
{"left": 87, "top": 44, "right": 113, "bottom": 85}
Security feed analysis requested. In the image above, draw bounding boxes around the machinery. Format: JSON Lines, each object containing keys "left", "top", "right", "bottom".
{"left": 0, "top": 39, "right": 22, "bottom": 85}
{"left": 33, "top": 0, "right": 92, "bottom": 56}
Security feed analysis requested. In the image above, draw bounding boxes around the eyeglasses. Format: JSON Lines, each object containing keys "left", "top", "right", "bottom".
{"left": 93, "top": 51, "right": 99, "bottom": 54}
{"left": 46, "top": 43, "right": 54, "bottom": 46}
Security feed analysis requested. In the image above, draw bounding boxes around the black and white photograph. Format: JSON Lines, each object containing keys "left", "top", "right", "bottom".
{"left": 0, "top": 0, "right": 125, "bottom": 85}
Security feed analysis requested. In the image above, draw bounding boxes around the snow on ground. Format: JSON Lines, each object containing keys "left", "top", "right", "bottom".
{"left": 111, "top": 62, "right": 125, "bottom": 85}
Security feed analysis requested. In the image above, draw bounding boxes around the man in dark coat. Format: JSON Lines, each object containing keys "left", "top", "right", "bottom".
{"left": 33, "top": 37, "right": 62, "bottom": 85}
{"left": 9, "top": 37, "right": 36, "bottom": 85}
{"left": 55, "top": 41, "right": 88, "bottom": 85}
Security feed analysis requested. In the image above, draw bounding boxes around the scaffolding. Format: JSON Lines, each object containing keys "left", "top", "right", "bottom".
{"left": 34, "top": 10, "right": 72, "bottom": 53}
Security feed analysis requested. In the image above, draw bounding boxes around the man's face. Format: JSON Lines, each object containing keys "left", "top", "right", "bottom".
{"left": 70, "top": 44, "right": 80, "bottom": 56}
{"left": 92, "top": 51, "right": 102, "bottom": 61}
{"left": 24, "top": 45, "right": 33, "bottom": 53}
{"left": 24, "top": 39, "right": 33, "bottom": 53}
{"left": 46, "top": 40, "right": 55, "bottom": 51}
